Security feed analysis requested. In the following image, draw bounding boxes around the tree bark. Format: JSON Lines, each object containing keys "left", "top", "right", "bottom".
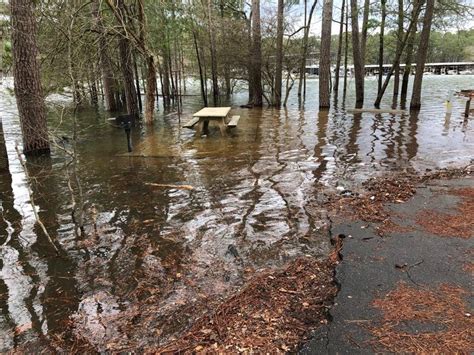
{"left": 400, "top": 10, "right": 418, "bottom": 105}
{"left": 207, "top": 0, "right": 219, "bottom": 106}
{"left": 247, "top": 17, "right": 254, "bottom": 104}
{"left": 119, "top": 35, "right": 139, "bottom": 117}
{"left": 11, "top": 0, "right": 50, "bottom": 155}
{"left": 360, "top": 0, "right": 370, "bottom": 67}
{"left": 274, "top": 0, "right": 284, "bottom": 107}
{"left": 133, "top": 53, "right": 143, "bottom": 112}
{"left": 334, "top": 0, "right": 345, "bottom": 97}
{"left": 319, "top": 0, "right": 333, "bottom": 108}
{"left": 410, "top": 0, "right": 434, "bottom": 109}
{"left": 350, "top": 0, "right": 364, "bottom": 108}
{"left": 93, "top": 0, "right": 117, "bottom": 111}
{"left": 373, "top": 0, "right": 424, "bottom": 107}
{"left": 116, "top": 0, "right": 138, "bottom": 117}
{"left": 343, "top": 0, "right": 349, "bottom": 99}
{"left": 377, "top": 0, "right": 387, "bottom": 96}
{"left": 392, "top": 0, "right": 404, "bottom": 102}
{"left": 144, "top": 55, "right": 157, "bottom": 124}
{"left": 193, "top": 30, "right": 208, "bottom": 107}
{"left": 251, "top": 0, "right": 263, "bottom": 106}
{"left": 298, "top": 0, "right": 317, "bottom": 99}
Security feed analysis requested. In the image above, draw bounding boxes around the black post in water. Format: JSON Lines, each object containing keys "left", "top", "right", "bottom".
{"left": 124, "top": 122, "right": 132, "bottom": 152}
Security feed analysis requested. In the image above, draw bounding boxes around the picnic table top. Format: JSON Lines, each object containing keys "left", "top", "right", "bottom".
{"left": 193, "top": 107, "right": 231, "bottom": 118}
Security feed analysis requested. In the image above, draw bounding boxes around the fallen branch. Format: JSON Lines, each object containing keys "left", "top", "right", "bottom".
{"left": 145, "top": 183, "right": 194, "bottom": 191}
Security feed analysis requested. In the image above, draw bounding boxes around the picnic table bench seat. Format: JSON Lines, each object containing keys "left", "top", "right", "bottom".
{"left": 183, "top": 117, "right": 200, "bottom": 128}
{"left": 227, "top": 115, "right": 240, "bottom": 128}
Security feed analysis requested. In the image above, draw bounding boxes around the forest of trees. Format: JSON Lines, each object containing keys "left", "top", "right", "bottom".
{"left": 2, "top": 0, "right": 473, "bottom": 155}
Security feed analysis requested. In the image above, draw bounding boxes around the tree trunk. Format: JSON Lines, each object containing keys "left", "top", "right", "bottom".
{"left": 400, "top": 13, "right": 418, "bottom": 105}
{"left": 377, "top": 0, "right": 387, "bottom": 96}
{"left": 334, "top": 0, "right": 345, "bottom": 97}
{"left": 93, "top": 0, "right": 117, "bottom": 111}
{"left": 274, "top": 0, "right": 284, "bottom": 107}
{"left": 392, "top": 0, "right": 404, "bottom": 102}
{"left": 133, "top": 53, "right": 143, "bottom": 112}
{"left": 373, "top": 0, "right": 423, "bottom": 107}
{"left": 162, "top": 52, "right": 171, "bottom": 106}
{"left": 350, "top": 0, "right": 364, "bottom": 108}
{"left": 410, "top": 0, "right": 434, "bottom": 110}
{"left": 207, "top": 0, "right": 219, "bottom": 106}
{"left": 298, "top": 0, "right": 317, "bottom": 99}
{"left": 247, "top": 17, "right": 254, "bottom": 104}
{"left": 343, "top": 0, "right": 349, "bottom": 99}
{"left": 11, "top": 0, "right": 50, "bottom": 155}
{"left": 119, "top": 35, "right": 139, "bottom": 117}
{"left": 319, "top": 0, "right": 333, "bottom": 108}
{"left": 251, "top": 0, "right": 263, "bottom": 106}
{"left": 193, "top": 30, "right": 208, "bottom": 107}
{"left": 116, "top": 0, "right": 138, "bottom": 117}
{"left": 360, "top": 0, "right": 370, "bottom": 68}
{"left": 144, "top": 55, "right": 157, "bottom": 124}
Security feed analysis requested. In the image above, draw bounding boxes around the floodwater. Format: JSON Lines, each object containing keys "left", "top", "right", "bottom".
{"left": 0, "top": 75, "right": 473, "bottom": 351}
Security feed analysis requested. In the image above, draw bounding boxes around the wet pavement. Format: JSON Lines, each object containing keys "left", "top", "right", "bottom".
{"left": 301, "top": 176, "right": 473, "bottom": 354}
{"left": 0, "top": 75, "right": 473, "bottom": 350}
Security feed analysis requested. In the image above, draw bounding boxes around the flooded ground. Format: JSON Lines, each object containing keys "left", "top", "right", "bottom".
{"left": 0, "top": 75, "right": 473, "bottom": 351}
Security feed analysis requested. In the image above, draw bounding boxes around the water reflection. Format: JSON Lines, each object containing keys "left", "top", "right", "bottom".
{"left": 0, "top": 75, "right": 473, "bottom": 350}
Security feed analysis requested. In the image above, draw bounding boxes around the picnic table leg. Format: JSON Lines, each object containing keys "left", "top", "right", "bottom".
{"left": 195, "top": 119, "right": 204, "bottom": 137}
{"left": 465, "top": 97, "right": 471, "bottom": 118}
{"left": 203, "top": 119, "right": 210, "bottom": 135}
{"left": 218, "top": 117, "right": 227, "bottom": 137}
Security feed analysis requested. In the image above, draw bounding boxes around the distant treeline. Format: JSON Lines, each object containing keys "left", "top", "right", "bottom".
{"left": 300, "top": 29, "right": 474, "bottom": 65}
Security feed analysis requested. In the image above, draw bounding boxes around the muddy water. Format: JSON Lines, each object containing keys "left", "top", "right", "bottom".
{"left": 0, "top": 75, "right": 473, "bottom": 351}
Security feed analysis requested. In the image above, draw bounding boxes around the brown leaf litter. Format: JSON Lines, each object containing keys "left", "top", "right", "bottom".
{"left": 416, "top": 187, "right": 474, "bottom": 238}
{"left": 328, "top": 167, "right": 472, "bottom": 235}
{"left": 367, "top": 282, "right": 473, "bottom": 353}
{"left": 154, "top": 256, "right": 339, "bottom": 354}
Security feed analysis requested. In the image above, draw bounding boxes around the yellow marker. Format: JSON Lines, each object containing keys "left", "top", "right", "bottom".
{"left": 445, "top": 100, "right": 452, "bottom": 114}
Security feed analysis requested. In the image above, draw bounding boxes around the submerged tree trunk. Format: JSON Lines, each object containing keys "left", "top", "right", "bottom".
{"left": 274, "top": 0, "right": 284, "bottom": 107}
{"left": 343, "top": 0, "right": 349, "bottom": 99}
{"left": 144, "top": 56, "right": 157, "bottom": 124}
{"left": 350, "top": 0, "right": 364, "bottom": 107}
{"left": 334, "top": 0, "right": 345, "bottom": 98}
{"left": 93, "top": 0, "right": 117, "bottom": 111}
{"left": 410, "top": 0, "right": 435, "bottom": 109}
{"left": 11, "top": 0, "right": 50, "bottom": 155}
{"left": 319, "top": 0, "right": 333, "bottom": 108}
{"left": 247, "top": 18, "right": 254, "bottom": 104}
{"left": 374, "top": 0, "right": 423, "bottom": 107}
{"left": 137, "top": 0, "right": 156, "bottom": 124}
{"left": 360, "top": 0, "right": 370, "bottom": 64}
{"left": 392, "top": 0, "right": 404, "bottom": 102}
{"left": 251, "top": 0, "right": 263, "bottom": 106}
{"left": 298, "top": 0, "right": 317, "bottom": 99}
{"left": 162, "top": 52, "right": 171, "bottom": 106}
{"left": 134, "top": 53, "right": 143, "bottom": 112}
{"left": 116, "top": 0, "right": 138, "bottom": 117}
{"left": 400, "top": 14, "right": 418, "bottom": 105}
{"left": 377, "top": 0, "right": 387, "bottom": 96}
{"left": 193, "top": 31, "right": 208, "bottom": 107}
{"left": 119, "top": 36, "right": 139, "bottom": 117}
{"left": 207, "top": 0, "right": 219, "bottom": 106}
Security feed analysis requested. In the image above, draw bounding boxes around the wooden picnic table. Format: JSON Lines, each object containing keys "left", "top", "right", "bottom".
{"left": 183, "top": 107, "right": 241, "bottom": 137}
{"left": 193, "top": 107, "right": 231, "bottom": 137}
